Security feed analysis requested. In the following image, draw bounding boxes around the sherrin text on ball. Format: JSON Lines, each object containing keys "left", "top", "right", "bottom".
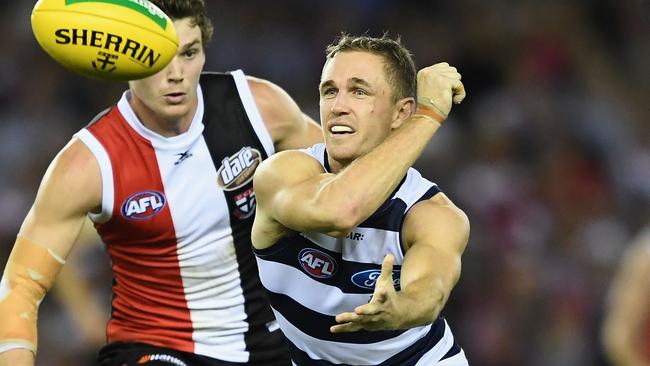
{"left": 31, "top": 0, "right": 179, "bottom": 81}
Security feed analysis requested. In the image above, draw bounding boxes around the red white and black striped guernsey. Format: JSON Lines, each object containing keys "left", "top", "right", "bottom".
{"left": 73, "top": 70, "right": 286, "bottom": 363}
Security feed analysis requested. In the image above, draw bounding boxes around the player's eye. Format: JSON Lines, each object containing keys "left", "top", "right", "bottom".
{"left": 353, "top": 88, "right": 367, "bottom": 97}
{"left": 322, "top": 88, "right": 337, "bottom": 97}
{"left": 182, "top": 49, "right": 198, "bottom": 58}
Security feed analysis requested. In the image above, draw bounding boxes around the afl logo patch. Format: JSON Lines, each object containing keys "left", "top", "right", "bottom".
{"left": 217, "top": 147, "right": 262, "bottom": 191}
{"left": 351, "top": 269, "right": 401, "bottom": 290}
{"left": 121, "top": 190, "right": 166, "bottom": 220}
{"left": 298, "top": 248, "right": 337, "bottom": 279}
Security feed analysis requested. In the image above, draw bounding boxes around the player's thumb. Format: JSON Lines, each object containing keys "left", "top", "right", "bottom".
{"left": 379, "top": 254, "right": 395, "bottom": 285}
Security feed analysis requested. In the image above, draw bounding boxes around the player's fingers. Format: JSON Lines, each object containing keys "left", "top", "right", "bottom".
{"left": 452, "top": 80, "right": 466, "bottom": 104}
{"left": 330, "top": 322, "right": 363, "bottom": 333}
{"left": 431, "top": 62, "right": 449, "bottom": 69}
{"left": 335, "top": 311, "right": 360, "bottom": 324}
{"left": 440, "top": 72, "right": 462, "bottom": 81}
{"left": 440, "top": 71, "right": 461, "bottom": 80}
{"left": 355, "top": 301, "right": 381, "bottom": 316}
{"left": 380, "top": 254, "right": 394, "bottom": 279}
{"left": 432, "top": 63, "right": 457, "bottom": 75}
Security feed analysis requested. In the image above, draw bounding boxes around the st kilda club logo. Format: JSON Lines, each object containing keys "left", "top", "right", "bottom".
{"left": 217, "top": 147, "right": 263, "bottom": 219}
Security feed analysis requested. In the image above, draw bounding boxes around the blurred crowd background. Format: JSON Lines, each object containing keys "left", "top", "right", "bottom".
{"left": 1, "top": 0, "right": 649, "bottom": 365}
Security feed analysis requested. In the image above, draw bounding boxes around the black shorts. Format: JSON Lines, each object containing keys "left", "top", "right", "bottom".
{"left": 97, "top": 341, "right": 291, "bottom": 366}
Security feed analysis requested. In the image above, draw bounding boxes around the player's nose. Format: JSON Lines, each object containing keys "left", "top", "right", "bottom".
{"left": 330, "top": 93, "right": 351, "bottom": 115}
{"left": 165, "top": 56, "right": 184, "bottom": 82}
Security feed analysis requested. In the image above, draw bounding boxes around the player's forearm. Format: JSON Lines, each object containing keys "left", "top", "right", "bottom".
{"left": 0, "top": 236, "right": 66, "bottom": 358}
{"left": 393, "top": 275, "right": 453, "bottom": 329}
{"left": 0, "top": 349, "right": 35, "bottom": 366}
{"left": 318, "top": 116, "right": 440, "bottom": 229}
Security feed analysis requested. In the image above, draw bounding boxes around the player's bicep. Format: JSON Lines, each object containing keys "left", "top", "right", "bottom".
{"left": 400, "top": 194, "right": 469, "bottom": 290}
{"left": 19, "top": 139, "right": 101, "bottom": 258}
{"left": 254, "top": 151, "right": 347, "bottom": 235}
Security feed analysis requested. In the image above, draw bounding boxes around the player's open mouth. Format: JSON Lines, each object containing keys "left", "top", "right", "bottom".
{"left": 329, "top": 125, "right": 355, "bottom": 135}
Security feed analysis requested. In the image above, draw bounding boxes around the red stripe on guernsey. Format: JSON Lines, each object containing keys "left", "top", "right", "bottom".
{"left": 87, "top": 107, "right": 194, "bottom": 352}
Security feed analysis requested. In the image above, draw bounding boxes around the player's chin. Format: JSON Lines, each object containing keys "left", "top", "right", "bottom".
{"left": 158, "top": 105, "right": 191, "bottom": 121}
{"left": 327, "top": 147, "right": 358, "bottom": 163}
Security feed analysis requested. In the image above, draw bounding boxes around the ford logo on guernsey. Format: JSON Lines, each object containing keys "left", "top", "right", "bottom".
{"left": 298, "top": 248, "right": 337, "bottom": 279}
{"left": 351, "top": 269, "right": 401, "bottom": 290}
{"left": 121, "top": 190, "right": 166, "bottom": 220}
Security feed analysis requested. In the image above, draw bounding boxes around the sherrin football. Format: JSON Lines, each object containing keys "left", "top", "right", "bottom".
{"left": 31, "top": 0, "right": 179, "bottom": 81}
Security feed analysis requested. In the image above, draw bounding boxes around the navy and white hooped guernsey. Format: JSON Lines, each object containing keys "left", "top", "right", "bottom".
{"left": 254, "top": 143, "right": 467, "bottom": 366}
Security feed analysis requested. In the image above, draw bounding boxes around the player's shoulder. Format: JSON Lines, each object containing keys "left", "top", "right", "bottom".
{"left": 404, "top": 192, "right": 469, "bottom": 238}
{"left": 412, "top": 192, "right": 467, "bottom": 219}
{"left": 35, "top": 137, "right": 102, "bottom": 211}
{"left": 257, "top": 149, "right": 322, "bottom": 178}
{"left": 245, "top": 75, "right": 298, "bottom": 116}
{"left": 254, "top": 149, "right": 323, "bottom": 191}
{"left": 51, "top": 138, "right": 100, "bottom": 181}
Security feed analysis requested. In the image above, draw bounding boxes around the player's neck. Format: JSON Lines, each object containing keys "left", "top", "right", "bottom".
{"left": 327, "top": 158, "right": 352, "bottom": 174}
{"left": 129, "top": 95, "right": 196, "bottom": 137}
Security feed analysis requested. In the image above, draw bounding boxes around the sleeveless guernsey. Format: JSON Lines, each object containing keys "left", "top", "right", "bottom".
{"left": 75, "top": 70, "right": 284, "bottom": 363}
{"left": 253, "top": 143, "right": 465, "bottom": 365}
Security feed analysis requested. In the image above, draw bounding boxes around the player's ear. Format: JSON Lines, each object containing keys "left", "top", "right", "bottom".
{"left": 390, "top": 97, "right": 415, "bottom": 129}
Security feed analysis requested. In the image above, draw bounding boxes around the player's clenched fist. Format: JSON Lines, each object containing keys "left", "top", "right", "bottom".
{"left": 415, "top": 62, "right": 466, "bottom": 123}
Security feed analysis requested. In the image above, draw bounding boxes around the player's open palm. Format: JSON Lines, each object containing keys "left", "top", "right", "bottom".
{"left": 331, "top": 255, "right": 403, "bottom": 333}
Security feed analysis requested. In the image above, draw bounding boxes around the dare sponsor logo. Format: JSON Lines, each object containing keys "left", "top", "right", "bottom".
{"left": 121, "top": 190, "right": 166, "bottom": 220}
{"left": 216, "top": 147, "right": 262, "bottom": 191}
{"left": 351, "top": 269, "right": 401, "bottom": 290}
{"left": 298, "top": 248, "right": 337, "bottom": 279}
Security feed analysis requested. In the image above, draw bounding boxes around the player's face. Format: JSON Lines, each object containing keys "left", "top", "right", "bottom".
{"left": 128, "top": 17, "right": 205, "bottom": 130}
{"left": 319, "top": 51, "right": 407, "bottom": 170}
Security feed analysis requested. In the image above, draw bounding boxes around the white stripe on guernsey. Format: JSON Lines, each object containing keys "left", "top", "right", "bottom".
{"left": 257, "top": 257, "right": 378, "bottom": 315}
{"left": 413, "top": 321, "right": 456, "bottom": 365}
{"left": 155, "top": 137, "right": 248, "bottom": 362}
{"left": 301, "top": 143, "right": 326, "bottom": 165}
{"left": 431, "top": 349, "right": 468, "bottom": 366}
{"left": 231, "top": 69, "right": 275, "bottom": 157}
{"left": 301, "top": 231, "right": 405, "bottom": 264}
{"left": 73, "top": 130, "right": 114, "bottom": 223}
{"left": 273, "top": 309, "right": 432, "bottom": 365}
{"left": 396, "top": 170, "right": 437, "bottom": 210}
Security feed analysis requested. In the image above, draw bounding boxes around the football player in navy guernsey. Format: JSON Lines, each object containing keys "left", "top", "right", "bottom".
{"left": 0, "top": 1, "right": 321, "bottom": 366}
{"left": 251, "top": 34, "right": 470, "bottom": 365}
